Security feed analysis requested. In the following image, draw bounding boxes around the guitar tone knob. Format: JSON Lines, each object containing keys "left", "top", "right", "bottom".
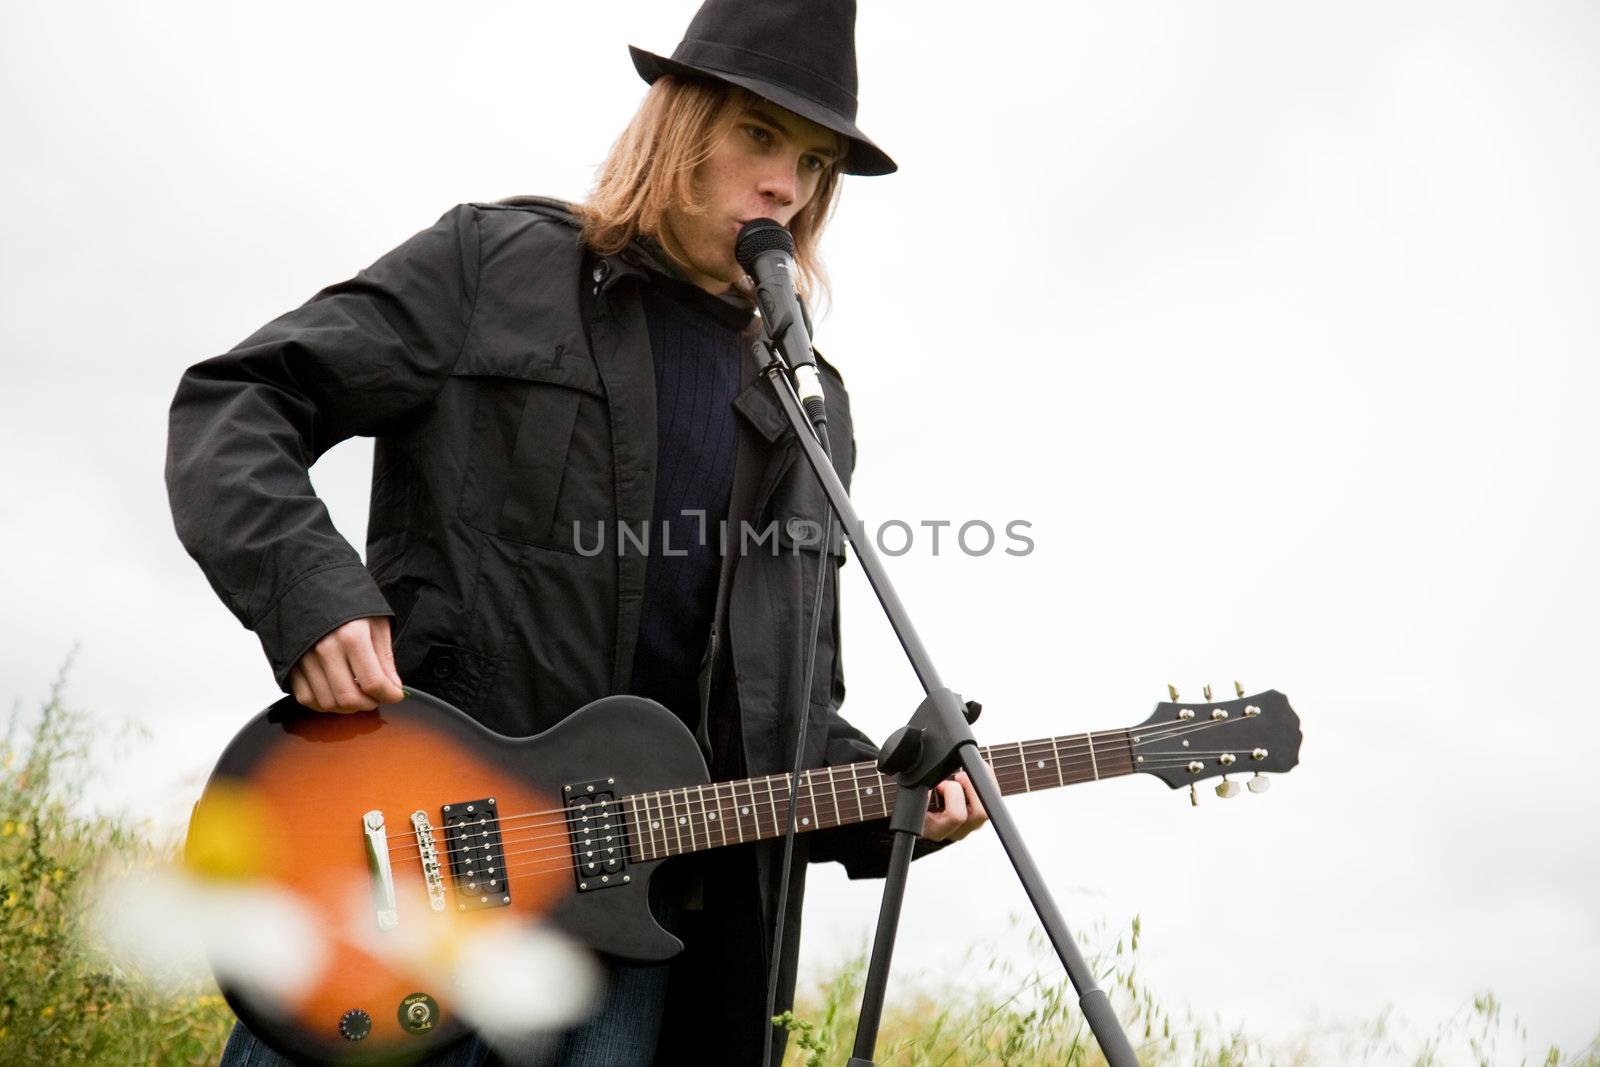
{"left": 339, "top": 1009, "right": 372, "bottom": 1042}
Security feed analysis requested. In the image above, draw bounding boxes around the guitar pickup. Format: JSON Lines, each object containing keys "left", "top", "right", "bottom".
{"left": 564, "top": 779, "right": 627, "bottom": 893}
{"left": 441, "top": 798, "right": 509, "bottom": 912}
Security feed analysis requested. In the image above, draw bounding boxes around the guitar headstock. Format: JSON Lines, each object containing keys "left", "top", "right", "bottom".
{"left": 1130, "top": 688, "right": 1300, "bottom": 794}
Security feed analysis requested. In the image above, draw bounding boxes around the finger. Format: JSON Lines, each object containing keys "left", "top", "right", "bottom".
{"left": 370, "top": 617, "right": 405, "bottom": 694}
{"left": 956, "top": 770, "right": 988, "bottom": 822}
{"left": 299, "top": 655, "right": 337, "bottom": 713}
{"left": 924, "top": 781, "right": 967, "bottom": 841}
{"left": 345, "top": 622, "right": 404, "bottom": 704}
{"left": 289, "top": 664, "right": 313, "bottom": 708}
{"left": 317, "top": 632, "right": 376, "bottom": 712}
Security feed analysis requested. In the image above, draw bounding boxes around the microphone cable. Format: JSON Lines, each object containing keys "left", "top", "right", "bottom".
{"left": 758, "top": 359, "right": 836, "bottom": 1067}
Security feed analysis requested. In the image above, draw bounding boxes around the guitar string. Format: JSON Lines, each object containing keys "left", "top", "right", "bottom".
{"left": 373, "top": 734, "right": 1133, "bottom": 859}
{"left": 379, "top": 742, "right": 1138, "bottom": 865}
{"left": 373, "top": 714, "right": 1254, "bottom": 860}
{"left": 482, "top": 755, "right": 1262, "bottom": 884}
{"left": 379, "top": 749, "right": 1257, "bottom": 873}
{"left": 375, "top": 718, "right": 1268, "bottom": 867}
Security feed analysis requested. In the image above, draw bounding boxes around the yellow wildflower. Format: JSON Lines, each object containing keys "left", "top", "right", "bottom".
{"left": 39, "top": 1007, "right": 54, "bottom": 1018}
{"left": 52, "top": 868, "right": 63, "bottom": 881}
{"left": 1, "top": 821, "right": 12, "bottom": 836}
{"left": 3, "top": 892, "right": 15, "bottom": 908}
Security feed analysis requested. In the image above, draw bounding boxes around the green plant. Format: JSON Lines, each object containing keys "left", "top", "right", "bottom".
{"left": 0, "top": 656, "right": 233, "bottom": 1064}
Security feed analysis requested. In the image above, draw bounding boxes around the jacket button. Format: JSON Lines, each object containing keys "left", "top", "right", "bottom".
{"left": 431, "top": 657, "right": 455, "bottom": 680}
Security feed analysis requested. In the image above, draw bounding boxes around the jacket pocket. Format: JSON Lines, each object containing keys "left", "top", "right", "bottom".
{"left": 456, "top": 366, "right": 612, "bottom": 552}
{"left": 766, "top": 447, "right": 848, "bottom": 560}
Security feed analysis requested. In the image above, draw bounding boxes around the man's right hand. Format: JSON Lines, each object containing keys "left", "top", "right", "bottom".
{"left": 289, "top": 616, "right": 406, "bottom": 713}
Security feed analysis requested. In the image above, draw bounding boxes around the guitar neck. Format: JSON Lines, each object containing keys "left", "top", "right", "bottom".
{"left": 622, "top": 727, "right": 1137, "bottom": 862}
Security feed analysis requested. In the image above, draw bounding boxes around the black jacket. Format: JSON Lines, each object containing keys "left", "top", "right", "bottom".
{"left": 166, "top": 197, "right": 942, "bottom": 1061}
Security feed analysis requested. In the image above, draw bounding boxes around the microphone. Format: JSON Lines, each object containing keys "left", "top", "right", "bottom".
{"left": 735, "top": 219, "right": 825, "bottom": 420}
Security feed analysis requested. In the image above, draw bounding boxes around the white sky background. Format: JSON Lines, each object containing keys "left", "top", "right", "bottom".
{"left": 3, "top": 0, "right": 1597, "bottom": 1059}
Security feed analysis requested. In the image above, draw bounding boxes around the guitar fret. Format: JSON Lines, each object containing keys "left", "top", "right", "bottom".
{"left": 849, "top": 763, "right": 865, "bottom": 823}
{"left": 670, "top": 789, "right": 685, "bottom": 856}
{"left": 645, "top": 794, "right": 659, "bottom": 862}
{"left": 1050, "top": 736, "right": 1065, "bottom": 786}
{"left": 713, "top": 783, "right": 728, "bottom": 847}
{"left": 629, "top": 795, "right": 644, "bottom": 861}
{"left": 800, "top": 771, "right": 815, "bottom": 830}
{"left": 736, "top": 780, "right": 751, "bottom": 842}
{"left": 824, "top": 766, "right": 841, "bottom": 828}
{"left": 765, "top": 775, "right": 779, "bottom": 840}
{"left": 1085, "top": 733, "right": 1100, "bottom": 781}
{"left": 1018, "top": 740, "right": 1032, "bottom": 792}
{"left": 682, "top": 787, "right": 697, "bottom": 851}
{"left": 694, "top": 784, "right": 708, "bottom": 850}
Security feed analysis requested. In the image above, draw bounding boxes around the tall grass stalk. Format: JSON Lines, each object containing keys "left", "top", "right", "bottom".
{"left": 0, "top": 657, "right": 233, "bottom": 1063}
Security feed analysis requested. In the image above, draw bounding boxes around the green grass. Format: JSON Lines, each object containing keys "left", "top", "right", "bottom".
{"left": 2, "top": 660, "right": 1596, "bottom": 1066}
{"left": 777, "top": 929, "right": 1600, "bottom": 1066}
{"left": 1, "top": 656, "right": 234, "bottom": 1063}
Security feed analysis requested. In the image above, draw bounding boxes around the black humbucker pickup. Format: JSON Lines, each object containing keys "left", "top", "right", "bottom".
{"left": 564, "top": 779, "right": 628, "bottom": 893}
{"left": 442, "top": 797, "right": 509, "bottom": 912}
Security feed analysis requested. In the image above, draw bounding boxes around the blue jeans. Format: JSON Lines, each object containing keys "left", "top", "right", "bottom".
{"left": 217, "top": 959, "right": 673, "bottom": 1066}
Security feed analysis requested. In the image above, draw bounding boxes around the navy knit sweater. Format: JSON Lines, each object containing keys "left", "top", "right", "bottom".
{"left": 626, "top": 272, "right": 752, "bottom": 732}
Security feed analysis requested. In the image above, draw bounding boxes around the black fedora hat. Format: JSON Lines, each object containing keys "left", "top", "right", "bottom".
{"left": 629, "top": 0, "right": 896, "bottom": 177}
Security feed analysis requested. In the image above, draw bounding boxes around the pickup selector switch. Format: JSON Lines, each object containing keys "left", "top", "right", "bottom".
{"left": 399, "top": 992, "right": 439, "bottom": 1034}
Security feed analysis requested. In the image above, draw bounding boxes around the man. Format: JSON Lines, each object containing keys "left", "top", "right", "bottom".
{"left": 167, "top": 1, "right": 987, "bottom": 1063}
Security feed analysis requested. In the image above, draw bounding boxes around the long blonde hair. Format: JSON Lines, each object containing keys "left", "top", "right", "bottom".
{"left": 577, "top": 75, "right": 842, "bottom": 308}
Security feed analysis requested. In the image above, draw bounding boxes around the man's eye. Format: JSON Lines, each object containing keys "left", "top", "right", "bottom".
{"left": 745, "top": 125, "right": 772, "bottom": 144}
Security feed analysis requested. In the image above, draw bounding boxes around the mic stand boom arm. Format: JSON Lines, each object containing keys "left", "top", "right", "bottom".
{"left": 749, "top": 341, "right": 1140, "bottom": 1067}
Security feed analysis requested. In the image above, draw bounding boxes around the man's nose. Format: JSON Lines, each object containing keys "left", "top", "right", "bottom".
{"left": 756, "top": 161, "right": 798, "bottom": 210}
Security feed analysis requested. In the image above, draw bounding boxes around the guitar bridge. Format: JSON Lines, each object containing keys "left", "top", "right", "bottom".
{"left": 441, "top": 798, "right": 509, "bottom": 912}
{"left": 410, "top": 811, "right": 446, "bottom": 912}
{"left": 564, "top": 779, "right": 628, "bottom": 893}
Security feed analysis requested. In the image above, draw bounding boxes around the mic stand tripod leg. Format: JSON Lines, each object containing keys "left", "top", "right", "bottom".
{"left": 955, "top": 744, "right": 1139, "bottom": 1067}
{"left": 846, "top": 784, "right": 929, "bottom": 1067}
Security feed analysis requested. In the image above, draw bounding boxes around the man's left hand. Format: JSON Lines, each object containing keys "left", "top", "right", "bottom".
{"left": 921, "top": 766, "right": 992, "bottom": 843}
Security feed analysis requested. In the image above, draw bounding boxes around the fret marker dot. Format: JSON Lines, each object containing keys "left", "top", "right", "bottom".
{"left": 678, "top": 817, "right": 687, "bottom": 824}
{"left": 741, "top": 807, "right": 749, "bottom": 815}
{"left": 801, "top": 817, "right": 810, "bottom": 826}
{"left": 651, "top": 821, "right": 659, "bottom": 829}
{"left": 708, "top": 812, "right": 717, "bottom": 820}
{"left": 865, "top": 787, "right": 874, "bottom": 795}
{"left": 1037, "top": 760, "right": 1045, "bottom": 768}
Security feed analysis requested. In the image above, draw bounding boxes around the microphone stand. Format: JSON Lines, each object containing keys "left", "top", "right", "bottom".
{"left": 750, "top": 339, "right": 1140, "bottom": 1067}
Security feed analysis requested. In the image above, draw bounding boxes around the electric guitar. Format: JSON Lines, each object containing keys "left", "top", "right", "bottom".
{"left": 187, "top": 686, "right": 1301, "bottom": 1065}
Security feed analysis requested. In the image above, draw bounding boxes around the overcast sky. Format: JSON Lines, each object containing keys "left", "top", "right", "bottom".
{"left": 3, "top": 0, "right": 1597, "bottom": 1060}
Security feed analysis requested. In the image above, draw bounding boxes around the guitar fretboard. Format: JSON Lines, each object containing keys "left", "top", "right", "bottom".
{"left": 623, "top": 729, "right": 1135, "bottom": 862}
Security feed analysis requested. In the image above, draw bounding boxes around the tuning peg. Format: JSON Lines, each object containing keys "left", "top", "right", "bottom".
{"left": 1215, "top": 777, "right": 1240, "bottom": 799}
{"left": 1203, "top": 683, "right": 1213, "bottom": 702}
{"left": 1247, "top": 773, "right": 1270, "bottom": 794}
{"left": 1189, "top": 783, "right": 1199, "bottom": 807}
{"left": 1234, "top": 680, "right": 1245, "bottom": 698}
{"left": 1168, "top": 684, "right": 1180, "bottom": 702}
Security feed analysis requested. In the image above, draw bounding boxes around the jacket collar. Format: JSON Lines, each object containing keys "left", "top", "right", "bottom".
{"left": 494, "top": 193, "right": 788, "bottom": 443}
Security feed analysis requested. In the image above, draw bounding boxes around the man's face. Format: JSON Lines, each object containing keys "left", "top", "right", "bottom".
{"left": 660, "top": 97, "right": 841, "bottom": 293}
